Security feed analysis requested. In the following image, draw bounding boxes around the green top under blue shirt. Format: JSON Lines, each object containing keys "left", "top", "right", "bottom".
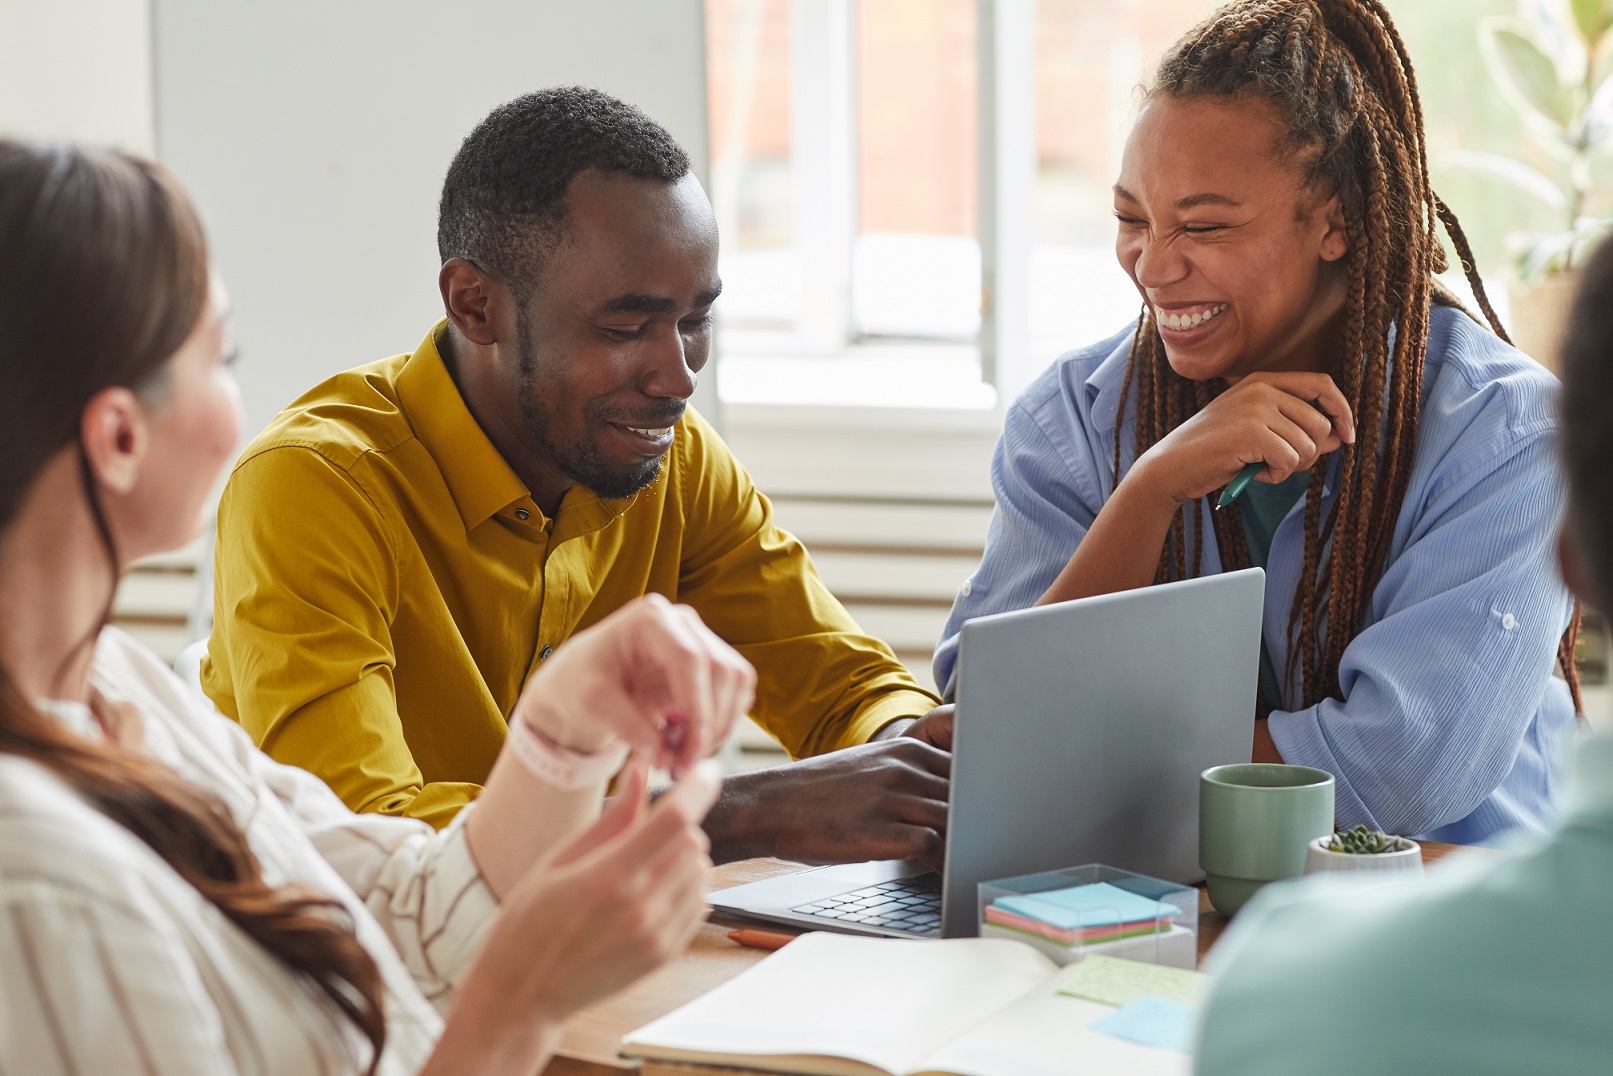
{"left": 1236, "top": 471, "right": 1309, "bottom": 714}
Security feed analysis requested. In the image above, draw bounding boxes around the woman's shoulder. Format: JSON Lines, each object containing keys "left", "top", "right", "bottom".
{"left": 0, "top": 753, "right": 192, "bottom": 916}
{"left": 1422, "top": 304, "right": 1559, "bottom": 442}
{"left": 1010, "top": 319, "right": 1140, "bottom": 430}
{"left": 93, "top": 627, "right": 238, "bottom": 741}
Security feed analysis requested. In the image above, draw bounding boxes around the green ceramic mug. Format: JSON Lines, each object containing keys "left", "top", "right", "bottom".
{"left": 1200, "top": 763, "right": 1335, "bottom": 916}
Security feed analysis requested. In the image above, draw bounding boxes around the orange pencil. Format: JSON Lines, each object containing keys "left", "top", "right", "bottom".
{"left": 726, "top": 928, "right": 798, "bottom": 951}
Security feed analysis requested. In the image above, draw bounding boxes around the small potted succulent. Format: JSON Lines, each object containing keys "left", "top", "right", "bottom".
{"left": 1303, "top": 825, "right": 1424, "bottom": 880}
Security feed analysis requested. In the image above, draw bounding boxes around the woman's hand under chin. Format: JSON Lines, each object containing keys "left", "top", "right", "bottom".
{"left": 1129, "top": 370, "right": 1356, "bottom": 509}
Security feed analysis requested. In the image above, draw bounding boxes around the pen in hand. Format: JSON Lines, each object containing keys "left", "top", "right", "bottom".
{"left": 1215, "top": 461, "right": 1264, "bottom": 511}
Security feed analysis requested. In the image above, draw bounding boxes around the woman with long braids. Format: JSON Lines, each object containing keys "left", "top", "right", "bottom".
{"left": 934, "top": 0, "right": 1580, "bottom": 844}
{"left": 0, "top": 141, "right": 753, "bottom": 1073}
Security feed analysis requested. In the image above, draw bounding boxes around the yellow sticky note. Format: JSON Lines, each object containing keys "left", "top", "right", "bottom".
{"left": 1056, "top": 954, "right": 1206, "bottom": 1007}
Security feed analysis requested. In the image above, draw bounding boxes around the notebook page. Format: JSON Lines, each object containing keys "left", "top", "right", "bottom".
{"left": 622, "top": 933, "right": 1057, "bottom": 1075}
{"left": 918, "top": 988, "right": 1192, "bottom": 1076}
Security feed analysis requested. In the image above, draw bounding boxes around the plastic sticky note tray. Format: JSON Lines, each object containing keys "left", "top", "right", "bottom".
{"left": 979, "top": 864, "right": 1199, "bottom": 969}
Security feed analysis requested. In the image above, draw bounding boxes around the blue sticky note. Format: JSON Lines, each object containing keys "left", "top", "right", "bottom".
{"left": 993, "top": 882, "right": 1174, "bottom": 930}
{"left": 1089, "top": 995, "right": 1197, "bottom": 1053}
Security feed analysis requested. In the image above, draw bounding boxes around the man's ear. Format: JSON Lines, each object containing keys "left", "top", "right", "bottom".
{"left": 439, "top": 257, "right": 511, "bottom": 346}
{"left": 79, "top": 386, "right": 148, "bottom": 495}
{"left": 1316, "top": 192, "right": 1348, "bottom": 263}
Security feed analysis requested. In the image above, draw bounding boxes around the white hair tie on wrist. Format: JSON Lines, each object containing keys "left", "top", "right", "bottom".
{"left": 508, "top": 719, "right": 629, "bottom": 791}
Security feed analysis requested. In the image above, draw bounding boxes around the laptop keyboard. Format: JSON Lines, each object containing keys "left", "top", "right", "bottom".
{"left": 790, "top": 872, "right": 943, "bottom": 934}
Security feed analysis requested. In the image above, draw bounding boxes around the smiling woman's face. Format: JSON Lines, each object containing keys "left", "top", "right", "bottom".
{"left": 1113, "top": 95, "right": 1350, "bottom": 383}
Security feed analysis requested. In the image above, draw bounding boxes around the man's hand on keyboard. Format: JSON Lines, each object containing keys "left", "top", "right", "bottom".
{"left": 702, "top": 739, "right": 951, "bottom": 869}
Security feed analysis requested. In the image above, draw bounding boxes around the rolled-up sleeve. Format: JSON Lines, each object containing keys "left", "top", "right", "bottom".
{"left": 234, "top": 719, "right": 499, "bottom": 1005}
{"left": 1267, "top": 431, "right": 1573, "bottom": 838}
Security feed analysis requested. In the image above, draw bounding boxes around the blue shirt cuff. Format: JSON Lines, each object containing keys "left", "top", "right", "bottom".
{"left": 1266, "top": 706, "right": 1377, "bottom": 830}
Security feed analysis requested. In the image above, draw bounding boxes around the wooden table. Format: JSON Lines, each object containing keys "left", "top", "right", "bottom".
{"left": 546, "top": 842, "right": 1470, "bottom": 1074}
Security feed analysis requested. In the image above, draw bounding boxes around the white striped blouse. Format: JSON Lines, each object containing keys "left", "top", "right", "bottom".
{"left": 0, "top": 628, "right": 499, "bottom": 1075}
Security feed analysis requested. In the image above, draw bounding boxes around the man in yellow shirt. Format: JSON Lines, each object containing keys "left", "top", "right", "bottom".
{"left": 203, "top": 88, "right": 953, "bottom": 864}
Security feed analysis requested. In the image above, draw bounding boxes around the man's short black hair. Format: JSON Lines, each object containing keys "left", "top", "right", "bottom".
{"left": 1559, "top": 236, "right": 1613, "bottom": 611}
{"left": 437, "top": 86, "right": 691, "bottom": 293}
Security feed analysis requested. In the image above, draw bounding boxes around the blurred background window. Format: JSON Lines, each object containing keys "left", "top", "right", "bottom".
{"left": 705, "top": 0, "right": 1607, "bottom": 406}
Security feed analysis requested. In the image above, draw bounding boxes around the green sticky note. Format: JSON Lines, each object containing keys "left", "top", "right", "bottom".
{"left": 1057, "top": 954, "right": 1206, "bottom": 1007}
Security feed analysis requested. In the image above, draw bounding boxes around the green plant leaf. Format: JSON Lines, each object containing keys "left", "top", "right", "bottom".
{"left": 1444, "top": 149, "right": 1568, "bottom": 210}
{"left": 1569, "top": 0, "right": 1613, "bottom": 46}
{"left": 1585, "top": 74, "right": 1613, "bottom": 147}
{"left": 1510, "top": 227, "right": 1582, "bottom": 279}
{"left": 1481, "top": 17, "right": 1576, "bottom": 132}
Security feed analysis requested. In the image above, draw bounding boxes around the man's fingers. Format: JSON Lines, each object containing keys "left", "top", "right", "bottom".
{"left": 883, "top": 824, "right": 946, "bottom": 871}
{"left": 896, "top": 794, "right": 949, "bottom": 833}
{"left": 903, "top": 705, "right": 955, "bottom": 751}
{"left": 894, "top": 738, "right": 952, "bottom": 780}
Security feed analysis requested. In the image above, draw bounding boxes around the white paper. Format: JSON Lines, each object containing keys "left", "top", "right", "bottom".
{"left": 623, "top": 933, "right": 1058, "bottom": 1075}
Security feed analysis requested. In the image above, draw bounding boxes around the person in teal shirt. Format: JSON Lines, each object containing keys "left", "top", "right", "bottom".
{"left": 1194, "top": 216, "right": 1613, "bottom": 1076}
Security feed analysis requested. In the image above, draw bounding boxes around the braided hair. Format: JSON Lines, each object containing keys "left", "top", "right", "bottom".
{"left": 1113, "top": 0, "right": 1583, "bottom": 712}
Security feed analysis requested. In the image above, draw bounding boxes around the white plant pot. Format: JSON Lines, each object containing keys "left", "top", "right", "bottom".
{"left": 1302, "top": 835, "right": 1424, "bottom": 881}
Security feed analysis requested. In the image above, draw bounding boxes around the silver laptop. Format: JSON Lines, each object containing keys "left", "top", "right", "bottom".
{"left": 708, "top": 568, "right": 1265, "bottom": 939}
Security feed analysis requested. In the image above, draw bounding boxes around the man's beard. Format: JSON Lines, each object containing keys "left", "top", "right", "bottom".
{"left": 514, "top": 325, "right": 682, "bottom": 500}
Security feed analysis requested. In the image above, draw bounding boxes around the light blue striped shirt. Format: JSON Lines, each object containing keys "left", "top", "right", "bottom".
{"left": 935, "top": 305, "right": 1577, "bottom": 844}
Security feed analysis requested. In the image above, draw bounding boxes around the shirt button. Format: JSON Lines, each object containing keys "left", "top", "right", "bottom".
{"left": 960, "top": 579, "right": 973, "bottom": 597}
{"left": 515, "top": 508, "right": 530, "bottom": 521}
{"left": 539, "top": 644, "right": 554, "bottom": 660}
{"left": 1500, "top": 613, "right": 1517, "bottom": 631}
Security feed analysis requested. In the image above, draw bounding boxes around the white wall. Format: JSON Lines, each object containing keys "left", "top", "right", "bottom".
{"left": 0, "top": 0, "right": 154, "bottom": 151}
{"left": 151, "top": 0, "right": 715, "bottom": 437}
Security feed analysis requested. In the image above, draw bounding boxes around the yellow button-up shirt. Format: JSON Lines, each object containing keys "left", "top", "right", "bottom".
{"left": 202, "top": 322, "right": 937, "bottom": 828}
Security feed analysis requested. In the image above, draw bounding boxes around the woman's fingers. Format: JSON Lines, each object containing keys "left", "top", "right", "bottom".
{"left": 1272, "top": 391, "right": 1334, "bottom": 445}
{"left": 1257, "top": 415, "right": 1319, "bottom": 481}
{"left": 517, "top": 594, "right": 755, "bottom": 774}
{"left": 627, "top": 598, "right": 720, "bottom": 769}
{"left": 1258, "top": 372, "right": 1355, "bottom": 445}
{"left": 552, "top": 762, "right": 649, "bottom": 866}
{"left": 675, "top": 606, "right": 755, "bottom": 771}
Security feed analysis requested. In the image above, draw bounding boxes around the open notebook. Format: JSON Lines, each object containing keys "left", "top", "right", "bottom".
{"left": 621, "top": 933, "right": 1196, "bottom": 1076}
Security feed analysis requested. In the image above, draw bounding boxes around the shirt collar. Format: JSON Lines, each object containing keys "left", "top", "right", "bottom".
{"left": 395, "top": 319, "right": 533, "bottom": 532}
{"left": 1085, "top": 328, "right": 1139, "bottom": 441}
{"left": 36, "top": 698, "right": 102, "bottom": 740}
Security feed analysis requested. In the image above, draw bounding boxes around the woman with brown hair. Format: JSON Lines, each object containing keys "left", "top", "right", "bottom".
{"left": 0, "top": 141, "right": 754, "bottom": 1074}
{"left": 934, "top": 0, "right": 1579, "bottom": 844}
